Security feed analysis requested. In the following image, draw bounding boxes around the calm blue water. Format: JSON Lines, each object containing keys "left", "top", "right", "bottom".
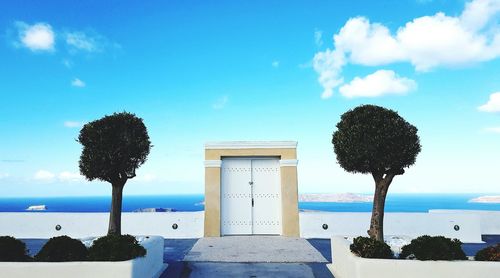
{"left": 0, "top": 194, "right": 500, "bottom": 212}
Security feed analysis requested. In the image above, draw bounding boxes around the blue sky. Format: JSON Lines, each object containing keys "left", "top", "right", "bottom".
{"left": 1, "top": 0, "right": 500, "bottom": 197}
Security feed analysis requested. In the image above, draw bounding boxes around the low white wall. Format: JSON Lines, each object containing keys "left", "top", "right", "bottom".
{"left": 329, "top": 236, "right": 500, "bottom": 278}
{"left": 430, "top": 210, "right": 500, "bottom": 235}
{"left": 0, "top": 210, "right": 496, "bottom": 241}
{"left": 0, "top": 212, "right": 203, "bottom": 238}
{"left": 300, "top": 211, "right": 483, "bottom": 243}
{"left": 0, "top": 236, "right": 166, "bottom": 278}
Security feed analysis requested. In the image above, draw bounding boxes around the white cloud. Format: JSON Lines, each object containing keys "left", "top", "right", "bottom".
{"left": 313, "top": 0, "right": 500, "bottom": 98}
{"left": 0, "top": 173, "right": 9, "bottom": 179}
{"left": 213, "top": 96, "right": 229, "bottom": 109}
{"left": 34, "top": 170, "right": 55, "bottom": 181}
{"left": 314, "top": 29, "right": 323, "bottom": 47}
{"left": 339, "top": 70, "right": 416, "bottom": 98}
{"left": 478, "top": 92, "right": 500, "bottom": 112}
{"left": 484, "top": 127, "right": 500, "bottom": 133}
{"left": 71, "top": 78, "right": 86, "bottom": 87}
{"left": 58, "top": 171, "right": 83, "bottom": 182}
{"left": 272, "top": 60, "right": 280, "bottom": 68}
{"left": 63, "top": 121, "right": 84, "bottom": 128}
{"left": 65, "top": 31, "right": 100, "bottom": 52}
{"left": 15, "top": 22, "right": 55, "bottom": 51}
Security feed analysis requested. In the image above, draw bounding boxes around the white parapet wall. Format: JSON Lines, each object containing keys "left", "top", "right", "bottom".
{"left": 0, "top": 236, "right": 166, "bottom": 278}
{"left": 0, "top": 210, "right": 497, "bottom": 241}
{"left": 300, "top": 211, "right": 483, "bottom": 243}
{"left": 0, "top": 212, "right": 204, "bottom": 238}
{"left": 328, "top": 236, "right": 500, "bottom": 278}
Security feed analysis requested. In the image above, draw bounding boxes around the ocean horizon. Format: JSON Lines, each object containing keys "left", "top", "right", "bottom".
{"left": 1, "top": 193, "right": 500, "bottom": 213}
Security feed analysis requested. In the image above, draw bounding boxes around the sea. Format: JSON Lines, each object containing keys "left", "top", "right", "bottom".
{"left": 1, "top": 194, "right": 500, "bottom": 212}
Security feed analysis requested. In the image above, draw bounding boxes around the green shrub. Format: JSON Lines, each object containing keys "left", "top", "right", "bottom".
{"left": 88, "top": 234, "right": 146, "bottom": 261}
{"left": 35, "top": 235, "right": 88, "bottom": 262}
{"left": 399, "top": 235, "right": 466, "bottom": 261}
{"left": 0, "top": 236, "right": 31, "bottom": 262}
{"left": 350, "top": 236, "right": 394, "bottom": 259}
{"left": 475, "top": 243, "right": 500, "bottom": 261}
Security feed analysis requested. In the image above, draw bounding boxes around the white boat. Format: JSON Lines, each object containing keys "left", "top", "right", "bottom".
{"left": 26, "top": 205, "right": 47, "bottom": 211}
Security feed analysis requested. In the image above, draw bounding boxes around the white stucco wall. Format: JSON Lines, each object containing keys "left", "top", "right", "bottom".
{"left": 299, "top": 211, "right": 483, "bottom": 243}
{"left": 328, "top": 236, "right": 500, "bottom": 278}
{"left": 0, "top": 236, "right": 166, "bottom": 278}
{"left": 0, "top": 212, "right": 203, "bottom": 238}
{"left": 0, "top": 210, "right": 497, "bottom": 241}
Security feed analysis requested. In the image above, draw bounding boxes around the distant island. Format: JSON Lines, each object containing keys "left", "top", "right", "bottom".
{"left": 299, "top": 193, "right": 373, "bottom": 203}
{"left": 468, "top": 196, "right": 500, "bottom": 204}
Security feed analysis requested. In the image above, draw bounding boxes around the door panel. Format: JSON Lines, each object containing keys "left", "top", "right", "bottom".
{"left": 220, "top": 159, "right": 252, "bottom": 235}
{"left": 251, "top": 159, "right": 282, "bottom": 235}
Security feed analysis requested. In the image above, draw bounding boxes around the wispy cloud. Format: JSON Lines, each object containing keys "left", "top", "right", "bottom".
{"left": 58, "top": 171, "right": 83, "bottom": 182}
{"left": 34, "top": 170, "right": 55, "bottom": 181}
{"left": 314, "top": 29, "right": 323, "bottom": 47}
{"left": 62, "top": 59, "right": 73, "bottom": 68}
{"left": 478, "top": 92, "right": 500, "bottom": 113}
{"left": 213, "top": 96, "right": 229, "bottom": 110}
{"left": 65, "top": 31, "right": 101, "bottom": 53}
{"left": 313, "top": 0, "right": 500, "bottom": 98}
{"left": 484, "top": 127, "right": 500, "bottom": 133}
{"left": 63, "top": 121, "right": 84, "bottom": 128}
{"left": 272, "top": 60, "right": 280, "bottom": 68}
{"left": 339, "top": 70, "right": 416, "bottom": 98}
{"left": 14, "top": 22, "right": 55, "bottom": 52}
{"left": 71, "top": 78, "right": 86, "bottom": 88}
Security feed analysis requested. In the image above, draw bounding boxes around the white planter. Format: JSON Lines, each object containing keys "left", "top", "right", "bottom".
{"left": 328, "top": 236, "right": 500, "bottom": 278}
{"left": 0, "top": 236, "right": 167, "bottom": 278}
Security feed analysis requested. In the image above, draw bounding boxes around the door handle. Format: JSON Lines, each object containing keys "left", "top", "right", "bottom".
{"left": 249, "top": 181, "right": 253, "bottom": 185}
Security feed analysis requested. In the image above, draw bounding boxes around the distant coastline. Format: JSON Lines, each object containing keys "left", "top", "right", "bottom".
{"left": 299, "top": 193, "right": 373, "bottom": 203}
{"left": 469, "top": 195, "right": 500, "bottom": 204}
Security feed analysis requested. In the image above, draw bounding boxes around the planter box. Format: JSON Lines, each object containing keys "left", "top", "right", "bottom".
{"left": 0, "top": 236, "right": 167, "bottom": 278}
{"left": 328, "top": 236, "right": 500, "bottom": 278}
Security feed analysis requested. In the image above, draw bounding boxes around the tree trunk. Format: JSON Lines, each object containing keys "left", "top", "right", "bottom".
{"left": 367, "top": 173, "right": 394, "bottom": 242}
{"left": 108, "top": 183, "right": 125, "bottom": 235}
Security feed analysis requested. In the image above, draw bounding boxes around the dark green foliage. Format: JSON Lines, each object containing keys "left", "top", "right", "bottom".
{"left": 332, "top": 105, "right": 421, "bottom": 175}
{"left": 350, "top": 236, "right": 394, "bottom": 259}
{"left": 88, "top": 234, "right": 146, "bottom": 261}
{"left": 399, "top": 235, "right": 467, "bottom": 261}
{"left": 78, "top": 112, "right": 151, "bottom": 183}
{"left": 475, "top": 243, "right": 500, "bottom": 261}
{"left": 35, "top": 236, "right": 88, "bottom": 262}
{"left": 0, "top": 236, "right": 31, "bottom": 262}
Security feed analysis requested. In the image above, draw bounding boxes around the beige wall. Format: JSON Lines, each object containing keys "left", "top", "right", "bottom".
{"left": 204, "top": 146, "right": 299, "bottom": 237}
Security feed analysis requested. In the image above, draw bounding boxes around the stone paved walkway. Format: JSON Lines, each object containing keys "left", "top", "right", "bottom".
{"left": 184, "top": 236, "right": 328, "bottom": 263}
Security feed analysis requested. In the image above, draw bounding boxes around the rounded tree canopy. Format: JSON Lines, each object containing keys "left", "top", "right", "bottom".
{"left": 78, "top": 112, "right": 151, "bottom": 184}
{"left": 332, "top": 105, "right": 421, "bottom": 175}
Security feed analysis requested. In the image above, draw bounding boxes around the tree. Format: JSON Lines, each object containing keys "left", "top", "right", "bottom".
{"left": 78, "top": 112, "right": 151, "bottom": 235}
{"left": 332, "top": 105, "right": 421, "bottom": 242}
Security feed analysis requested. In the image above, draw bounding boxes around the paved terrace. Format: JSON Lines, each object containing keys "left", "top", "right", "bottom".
{"left": 22, "top": 235, "right": 500, "bottom": 278}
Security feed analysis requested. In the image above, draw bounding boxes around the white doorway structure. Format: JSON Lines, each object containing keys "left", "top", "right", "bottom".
{"left": 204, "top": 141, "right": 300, "bottom": 237}
{"left": 220, "top": 158, "right": 282, "bottom": 235}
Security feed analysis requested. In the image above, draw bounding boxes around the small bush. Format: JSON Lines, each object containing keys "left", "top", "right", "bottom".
{"left": 350, "top": 236, "right": 394, "bottom": 259}
{"left": 399, "top": 235, "right": 466, "bottom": 261}
{"left": 88, "top": 234, "right": 146, "bottom": 261}
{"left": 0, "top": 236, "right": 31, "bottom": 261}
{"left": 475, "top": 243, "right": 500, "bottom": 261}
{"left": 35, "top": 235, "right": 88, "bottom": 262}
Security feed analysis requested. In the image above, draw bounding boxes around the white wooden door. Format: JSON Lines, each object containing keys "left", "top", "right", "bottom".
{"left": 251, "top": 159, "right": 282, "bottom": 235}
{"left": 220, "top": 158, "right": 282, "bottom": 235}
{"left": 220, "top": 159, "right": 252, "bottom": 235}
